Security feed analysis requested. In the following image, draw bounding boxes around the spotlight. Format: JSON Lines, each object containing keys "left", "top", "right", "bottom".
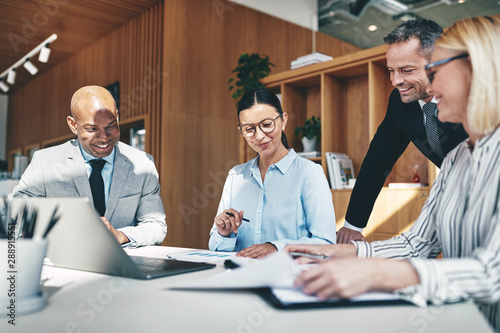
{"left": 38, "top": 43, "right": 51, "bottom": 63}
{"left": 23, "top": 59, "right": 38, "bottom": 75}
{"left": 7, "top": 68, "right": 16, "bottom": 85}
{"left": 0, "top": 80, "right": 9, "bottom": 93}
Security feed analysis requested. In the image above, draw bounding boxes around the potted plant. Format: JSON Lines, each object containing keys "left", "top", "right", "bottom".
{"left": 228, "top": 53, "right": 275, "bottom": 104}
{"left": 295, "top": 116, "right": 321, "bottom": 152}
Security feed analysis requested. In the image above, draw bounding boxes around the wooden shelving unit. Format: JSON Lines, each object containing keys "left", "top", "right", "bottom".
{"left": 258, "top": 45, "right": 431, "bottom": 241}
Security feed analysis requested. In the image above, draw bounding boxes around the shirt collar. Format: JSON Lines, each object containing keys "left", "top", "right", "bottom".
{"left": 475, "top": 126, "right": 500, "bottom": 150}
{"left": 79, "top": 143, "right": 116, "bottom": 165}
{"left": 418, "top": 97, "right": 438, "bottom": 110}
{"left": 250, "top": 149, "right": 297, "bottom": 175}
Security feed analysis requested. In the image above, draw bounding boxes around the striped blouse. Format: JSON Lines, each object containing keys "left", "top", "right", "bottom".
{"left": 355, "top": 126, "right": 500, "bottom": 331}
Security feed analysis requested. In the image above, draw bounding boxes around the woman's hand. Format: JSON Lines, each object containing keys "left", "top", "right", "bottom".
{"left": 236, "top": 243, "right": 278, "bottom": 259}
{"left": 294, "top": 258, "right": 419, "bottom": 300}
{"left": 284, "top": 244, "right": 357, "bottom": 263}
{"left": 214, "top": 209, "right": 245, "bottom": 237}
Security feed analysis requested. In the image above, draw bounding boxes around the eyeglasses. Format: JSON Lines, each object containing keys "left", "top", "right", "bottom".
{"left": 238, "top": 115, "right": 282, "bottom": 138}
{"left": 425, "top": 53, "right": 469, "bottom": 83}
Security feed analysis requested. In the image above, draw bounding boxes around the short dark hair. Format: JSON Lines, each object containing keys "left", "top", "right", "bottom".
{"left": 237, "top": 89, "right": 289, "bottom": 149}
{"left": 384, "top": 19, "right": 443, "bottom": 59}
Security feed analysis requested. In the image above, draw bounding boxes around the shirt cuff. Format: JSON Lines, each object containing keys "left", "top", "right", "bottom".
{"left": 268, "top": 240, "right": 285, "bottom": 251}
{"left": 344, "top": 220, "right": 364, "bottom": 232}
{"left": 119, "top": 232, "right": 137, "bottom": 248}
{"left": 212, "top": 232, "right": 238, "bottom": 252}
{"left": 352, "top": 241, "right": 372, "bottom": 258}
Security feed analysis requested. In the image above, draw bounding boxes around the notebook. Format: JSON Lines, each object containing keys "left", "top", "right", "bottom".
{"left": 7, "top": 197, "right": 215, "bottom": 279}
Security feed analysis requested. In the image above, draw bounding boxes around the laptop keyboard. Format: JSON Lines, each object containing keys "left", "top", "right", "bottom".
{"left": 129, "top": 256, "right": 216, "bottom": 278}
{"left": 131, "top": 256, "right": 173, "bottom": 274}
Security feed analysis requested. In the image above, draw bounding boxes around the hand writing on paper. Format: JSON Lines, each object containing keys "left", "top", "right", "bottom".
{"left": 294, "top": 258, "right": 419, "bottom": 300}
{"left": 284, "top": 244, "right": 357, "bottom": 264}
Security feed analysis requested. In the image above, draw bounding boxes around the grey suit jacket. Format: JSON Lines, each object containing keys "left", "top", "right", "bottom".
{"left": 12, "top": 140, "right": 167, "bottom": 246}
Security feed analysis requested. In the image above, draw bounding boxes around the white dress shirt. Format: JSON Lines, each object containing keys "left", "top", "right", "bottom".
{"left": 354, "top": 126, "right": 500, "bottom": 331}
{"left": 209, "top": 149, "right": 336, "bottom": 251}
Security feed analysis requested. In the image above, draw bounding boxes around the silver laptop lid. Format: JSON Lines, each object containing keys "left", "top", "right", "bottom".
{"left": 7, "top": 197, "right": 145, "bottom": 278}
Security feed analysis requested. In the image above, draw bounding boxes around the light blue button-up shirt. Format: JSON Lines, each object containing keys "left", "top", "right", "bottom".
{"left": 209, "top": 149, "right": 336, "bottom": 251}
{"left": 80, "top": 146, "right": 115, "bottom": 206}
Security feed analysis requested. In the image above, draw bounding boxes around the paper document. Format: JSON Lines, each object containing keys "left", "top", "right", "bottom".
{"left": 170, "top": 251, "right": 300, "bottom": 289}
{"left": 168, "top": 250, "right": 236, "bottom": 263}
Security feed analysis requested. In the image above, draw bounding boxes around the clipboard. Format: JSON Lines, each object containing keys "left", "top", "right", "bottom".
{"left": 256, "top": 287, "right": 412, "bottom": 309}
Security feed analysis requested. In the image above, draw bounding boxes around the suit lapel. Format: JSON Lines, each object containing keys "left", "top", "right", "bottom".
{"left": 66, "top": 141, "right": 93, "bottom": 199}
{"left": 106, "top": 145, "right": 130, "bottom": 219}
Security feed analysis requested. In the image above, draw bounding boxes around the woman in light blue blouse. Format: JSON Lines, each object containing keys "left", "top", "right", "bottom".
{"left": 208, "top": 89, "right": 336, "bottom": 258}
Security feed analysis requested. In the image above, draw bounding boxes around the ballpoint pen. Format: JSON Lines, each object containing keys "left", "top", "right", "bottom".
{"left": 225, "top": 212, "right": 250, "bottom": 222}
{"left": 289, "top": 252, "right": 330, "bottom": 260}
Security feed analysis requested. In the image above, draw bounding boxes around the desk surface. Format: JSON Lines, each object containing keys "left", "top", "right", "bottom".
{"left": 2, "top": 246, "right": 494, "bottom": 333}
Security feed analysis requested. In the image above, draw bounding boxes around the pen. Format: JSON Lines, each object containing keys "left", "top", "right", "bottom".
{"left": 289, "top": 252, "right": 330, "bottom": 260}
{"left": 225, "top": 212, "right": 250, "bottom": 222}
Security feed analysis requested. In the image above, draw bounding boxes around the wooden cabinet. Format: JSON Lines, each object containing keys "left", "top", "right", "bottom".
{"left": 258, "top": 45, "right": 432, "bottom": 241}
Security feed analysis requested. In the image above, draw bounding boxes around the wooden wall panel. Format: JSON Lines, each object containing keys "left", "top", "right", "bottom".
{"left": 161, "top": 0, "right": 360, "bottom": 248}
{"left": 7, "top": 2, "right": 164, "bottom": 156}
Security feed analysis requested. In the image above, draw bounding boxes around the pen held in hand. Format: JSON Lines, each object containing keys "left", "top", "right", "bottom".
{"left": 289, "top": 252, "right": 330, "bottom": 260}
{"left": 225, "top": 212, "right": 250, "bottom": 222}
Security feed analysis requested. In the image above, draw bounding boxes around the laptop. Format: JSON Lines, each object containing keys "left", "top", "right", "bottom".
{"left": 7, "top": 197, "right": 215, "bottom": 279}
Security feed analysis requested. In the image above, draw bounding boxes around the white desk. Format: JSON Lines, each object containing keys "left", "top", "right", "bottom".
{"left": 0, "top": 179, "right": 19, "bottom": 197}
{"left": 2, "top": 246, "right": 494, "bottom": 333}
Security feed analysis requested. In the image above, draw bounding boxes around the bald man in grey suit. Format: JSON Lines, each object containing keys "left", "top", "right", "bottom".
{"left": 12, "top": 85, "right": 166, "bottom": 246}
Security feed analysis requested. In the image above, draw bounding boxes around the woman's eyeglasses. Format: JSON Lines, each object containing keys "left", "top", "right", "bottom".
{"left": 425, "top": 53, "right": 469, "bottom": 83}
{"left": 238, "top": 115, "right": 282, "bottom": 138}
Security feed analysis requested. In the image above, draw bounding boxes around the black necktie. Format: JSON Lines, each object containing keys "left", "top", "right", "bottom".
{"left": 423, "top": 102, "right": 445, "bottom": 159}
{"left": 89, "top": 159, "right": 106, "bottom": 216}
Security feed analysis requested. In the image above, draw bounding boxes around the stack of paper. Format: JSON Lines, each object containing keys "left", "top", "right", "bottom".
{"left": 169, "top": 251, "right": 406, "bottom": 308}
{"left": 291, "top": 52, "right": 333, "bottom": 69}
{"left": 325, "top": 152, "right": 355, "bottom": 189}
{"left": 297, "top": 150, "right": 321, "bottom": 158}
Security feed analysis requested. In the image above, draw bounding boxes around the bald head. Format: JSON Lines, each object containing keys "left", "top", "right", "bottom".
{"left": 67, "top": 85, "right": 120, "bottom": 158}
{"left": 70, "top": 85, "right": 118, "bottom": 120}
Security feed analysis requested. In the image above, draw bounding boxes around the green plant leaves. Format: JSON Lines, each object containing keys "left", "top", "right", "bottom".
{"left": 295, "top": 116, "right": 321, "bottom": 139}
{"left": 228, "top": 53, "right": 275, "bottom": 104}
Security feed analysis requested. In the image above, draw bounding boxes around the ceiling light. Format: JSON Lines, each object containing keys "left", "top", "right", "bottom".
{"left": 0, "top": 33, "right": 57, "bottom": 91}
{"left": 399, "top": 14, "right": 416, "bottom": 22}
{"left": 367, "top": 25, "right": 378, "bottom": 32}
{"left": 7, "top": 69, "right": 16, "bottom": 85}
{"left": 23, "top": 59, "right": 38, "bottom": 75}
{"left": 38, "top": 43, "right": 51, "bottom": 63}
{"left": 0, "top": 80, "right": 9, "bottom": 93}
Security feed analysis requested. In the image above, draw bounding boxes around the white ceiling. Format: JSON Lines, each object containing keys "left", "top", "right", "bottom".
{"left": 230, "top": 0, "right": 500, "bottom": 49}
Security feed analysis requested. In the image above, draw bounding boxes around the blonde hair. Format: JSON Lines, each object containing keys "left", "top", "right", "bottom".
{"left": 435, "top": 16, "right": 500, "bottom": 135}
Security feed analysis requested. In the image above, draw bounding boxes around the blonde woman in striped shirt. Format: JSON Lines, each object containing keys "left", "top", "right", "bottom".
{"left": 287, "top": 16, "right": 500, "bottom": 331}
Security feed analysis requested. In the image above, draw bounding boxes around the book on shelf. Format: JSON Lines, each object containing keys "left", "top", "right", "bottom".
{"left": 297, "top": 150, "right": 321, "bottom": 158}
{"left": 291, "top": 52, "right": 333, "bottom": 70}
{"left": 325, "top": 152, "right": 355, "bottom": 189}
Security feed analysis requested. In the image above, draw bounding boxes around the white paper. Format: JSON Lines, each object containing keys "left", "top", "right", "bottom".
{"left": 167, "top": 250, "right": 236, "bottom": 263}
{"left": 170, "top": 251, "right": 300, "bottom": 289}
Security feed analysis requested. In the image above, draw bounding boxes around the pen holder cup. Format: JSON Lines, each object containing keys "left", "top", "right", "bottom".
{"left": 0, "top": 238, "right": 48, "bottom": 300}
